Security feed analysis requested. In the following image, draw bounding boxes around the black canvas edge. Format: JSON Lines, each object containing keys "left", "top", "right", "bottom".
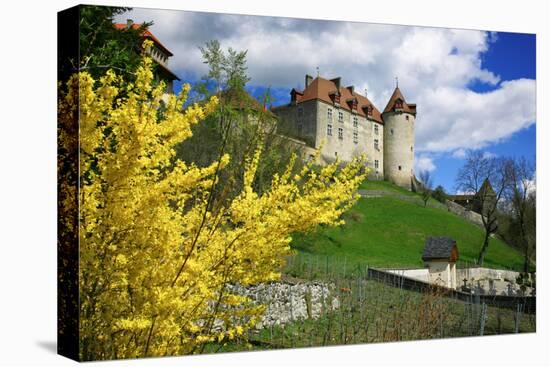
{"left": 57, "top": 4, "right": 81, "bottom": 362}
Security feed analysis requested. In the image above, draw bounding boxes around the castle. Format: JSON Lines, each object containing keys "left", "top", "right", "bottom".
{"left": 272, "top": 75, "right": 417, "bottom": 189}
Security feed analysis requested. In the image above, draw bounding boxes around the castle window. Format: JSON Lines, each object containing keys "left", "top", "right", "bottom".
{"left": 391, "top": 128, "right": 394, "bottom": 135}
{"left": 406, "top": 115, "right": 409, "bottom": 121}
{"left": 297, "top": 121, "right": 303, "bottom": 133}
{"left": 298, "top": 106, "right": 303, "bottom": 115}
{"left": 327, "top": 108, "right": 333, "bottom": 121}
{"left": 374, "top": 139, "right": 379, "bottom": 151}
{"left": 353, "top": 131, "right": 358, "bottom": 144}
{"left": 398, "top": 165, "right": 402, "bottom": 171}
{"left": 327, "top": 123, "right": 333, "bottom": 136}
{"left": 411, "top": 146, "right": 413, "bottom": 152}
{"left": 338, "top": 111, "right": 344, "bottom": 123}
{"left": 375, "top": 160, "right": 379, "bottom": 169}
{"left": 374, "top": 124, "right": 379, "bottom": 135}
{"left": 338, "top": 127, "right": 344, "bottom": 140}
{"left": 353, "top": 116, "right": 358, "bottom": 128}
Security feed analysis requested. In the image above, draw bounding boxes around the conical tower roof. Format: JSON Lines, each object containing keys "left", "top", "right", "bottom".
{"left": 383, "top": 87, "right": 416, "bottom": 114}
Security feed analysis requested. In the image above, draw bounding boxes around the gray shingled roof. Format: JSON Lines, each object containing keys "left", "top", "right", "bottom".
{"left": 422, "top": 237, "right": 458, "bottom": 261}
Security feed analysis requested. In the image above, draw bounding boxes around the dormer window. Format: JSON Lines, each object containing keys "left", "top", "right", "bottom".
{"left": 330, "top": 92, "right": 341, "bottom": 105}
{"left": 367, "top": 106, "right": 373, "bottom": 116}
{"left": 395, "top": 99, "right": 403, "bottom": 109}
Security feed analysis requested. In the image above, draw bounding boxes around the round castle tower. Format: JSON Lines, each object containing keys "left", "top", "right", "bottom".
{"left": 382, "top": 86, "right": 416, "bottom": 190}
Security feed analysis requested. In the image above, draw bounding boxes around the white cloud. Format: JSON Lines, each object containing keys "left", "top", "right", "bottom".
{"left": 452, "top": 148, "right": 467, "bottom": 159}
{"left": 116, "top": 8, "right": 536, "bottom": 154}
{"left": 455, "top": 190, "right": 476, "bottom": 195}
{"left": 524, "top": 173, "right": 536, "bottom": 196}
{"left": 417, "top": 79, "right": 535, "bottom": 152}
{"left": 415, "top": 156, "right": 436, "bottom": 173}
{"left": 482, "top": 151, "right": 497, "bottom": 159}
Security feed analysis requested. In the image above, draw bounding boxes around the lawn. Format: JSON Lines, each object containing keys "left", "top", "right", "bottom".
{"left": 289, "top": 180, "right": 526, "bottom": 273}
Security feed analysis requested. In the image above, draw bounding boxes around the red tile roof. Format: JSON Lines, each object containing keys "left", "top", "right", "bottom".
{"left": 295, "top": 77, "right": 383, "bottom": 123}
{"left": 114, "top": 23, "right": 173, "bottom": 56}
{"left": 382, "top": 87, "right": 416, "bottom": 115}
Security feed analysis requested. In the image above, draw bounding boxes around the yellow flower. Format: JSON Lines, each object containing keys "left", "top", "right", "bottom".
{"left": 58, "top": 47, "right": 366, "bottom": 361}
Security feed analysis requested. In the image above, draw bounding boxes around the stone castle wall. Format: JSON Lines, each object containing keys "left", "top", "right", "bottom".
{"left": 274, "top": 100, "right": 385, "bottom": 180}
{"left": 446, "top": 200, "right": 484, "bottom": 227}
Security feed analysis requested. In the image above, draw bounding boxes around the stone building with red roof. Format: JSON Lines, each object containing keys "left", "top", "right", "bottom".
{"left": 115, "top": 19, "right": 180, "bottom": 93}
{"left": 272, "top": 75, "right": 417, "bottom": 189}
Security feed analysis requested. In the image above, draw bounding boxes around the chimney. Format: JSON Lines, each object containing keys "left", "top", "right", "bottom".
{"left": 305, "top": 74, "right": 313, "bottom": 88}
{"left": 126, "top": 19, "right": 134, "bottom": 29}
{"left": 330, "top": 77, "right": 341, "bottom": 91}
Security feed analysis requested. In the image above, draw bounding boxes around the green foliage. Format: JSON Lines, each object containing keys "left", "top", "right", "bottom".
{"left": 431, "top": 185, "right": 448, "bottom": 203}
{"left": 78, "top": 6, "right": 151, "bottom": 80}
{"left": 418, "top": 171, "right": 433, "bottom": 207}
{"left": 198, "top": 40, "right": 251, "bottom": 93}
{"left": 176, "top": 41, "right": 304, "bottom": 201}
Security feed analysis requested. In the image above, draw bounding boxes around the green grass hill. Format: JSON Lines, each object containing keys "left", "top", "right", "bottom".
{"left": 289, "top": 180, "right": 526, "bottom": 273}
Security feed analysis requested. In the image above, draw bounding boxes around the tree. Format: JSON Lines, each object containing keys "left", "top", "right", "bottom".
{"left": 58, "top": 41, "right": 366, "bottom": 360}
{"left": 455, "top": 151, "right": 512, "bottom": 265}
{"left": 61, "top": 6, "right": 151, "bottom": 81}
{"left": 504, "top": 157, "right": 536, "bottom": 273}
{"left": 177, "top": 40, "right": 304, "bottom": 201}
{"left": 418, "top": 170, "right": 433, "bottom": 207}
{"left": 431, "top": 185, "right": 447, "bottom": 204}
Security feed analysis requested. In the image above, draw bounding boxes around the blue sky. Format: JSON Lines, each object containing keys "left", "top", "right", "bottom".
{"left": 118, "top": 10, "right": 536, "bottom": 193}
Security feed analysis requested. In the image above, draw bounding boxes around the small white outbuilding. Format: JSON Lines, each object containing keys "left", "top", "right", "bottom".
{"left": 422, "top": 237, "right": 459, "bottom": 289}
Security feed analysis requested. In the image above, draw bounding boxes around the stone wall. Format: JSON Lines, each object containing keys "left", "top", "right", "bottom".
{"left": 386, "top": 268, "right": 429, "bottom": 282}
{"left": 273, "top": 100, "right": 318, "bottom": 147}
{"left": 228, "top": 281, "right": 339, "bottom": 329}
{"left": 446, "top": 200, "right": 484, "bottom": 227}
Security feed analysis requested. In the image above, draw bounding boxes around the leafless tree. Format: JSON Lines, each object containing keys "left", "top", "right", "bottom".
{"left": 418, "top": 170, "right": 433, "bottom": 207}
{"left": 505, "top": 157, "right": 536, "bottom": 273}
{"left": 455, "top": 151, "right": 513, "bottom": 265}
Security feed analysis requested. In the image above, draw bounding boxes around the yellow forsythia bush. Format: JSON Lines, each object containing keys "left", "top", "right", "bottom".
{"left": 58, "top": 41, "right": 367, "bottom": 360}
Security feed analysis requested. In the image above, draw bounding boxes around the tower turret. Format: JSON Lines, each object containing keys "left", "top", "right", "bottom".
{"left": 382, "top": 86, "right": 416, "bottom": 189}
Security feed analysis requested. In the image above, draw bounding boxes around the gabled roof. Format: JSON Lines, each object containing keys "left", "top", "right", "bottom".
{"left": 156, "top": 61, "right": 181, "bottom": 81}
{"left": 221, "top": 88, "right": 275, "bottom": 116}
{"left": 383, "top": 87, "right": 416, "bottom": 115}
{"left": 422, "top": 237, "right": 459, "bottom": 262}
{"left": 114, "top": 23, "right": 174, "bottom": 56}
{"left": 293, "top": 77, "right": 383, "bottom": 123}
{"left": 476, "top": 178, "right": 496, "bottom": 198}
